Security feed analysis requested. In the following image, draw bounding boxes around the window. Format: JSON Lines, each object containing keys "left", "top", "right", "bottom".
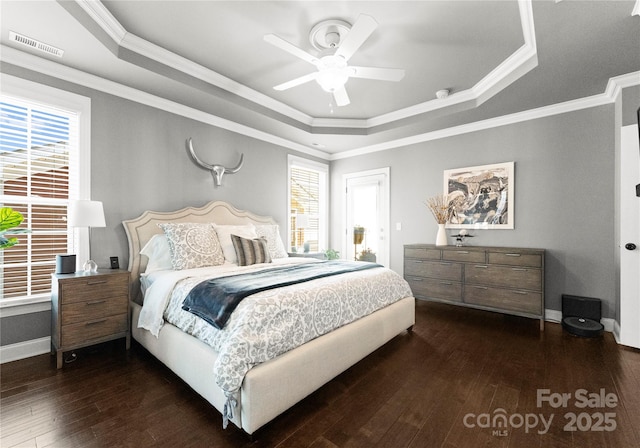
{"left": 1, "top": 76, "right": 89, "bottom": 305}
{"left": 288, "top": 155, "right": 328, "bottom": 254}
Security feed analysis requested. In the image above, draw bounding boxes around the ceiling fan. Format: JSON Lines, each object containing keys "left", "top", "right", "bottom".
{"left": 264, "top": 14, "right": 405, "bottom": 107}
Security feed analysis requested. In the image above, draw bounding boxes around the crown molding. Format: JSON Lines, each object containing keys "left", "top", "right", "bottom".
{"left": 0, "top": 45, "right": 329, "bottom": 160}
{"left": 329, "top": 71, "right": 639, "bottom": 161}
{"left": 4, "top": 43, "right": 636, "bottom": 163}
{"left": 73, "top": 0, "right": 538, "bottom": 132}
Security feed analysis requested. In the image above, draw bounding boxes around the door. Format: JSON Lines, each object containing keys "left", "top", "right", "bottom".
{"left": 618, "top": 125, "right": 640, "bottom": 348}
{"left": 344, "top": 168, "right": 389, "bottom": 267}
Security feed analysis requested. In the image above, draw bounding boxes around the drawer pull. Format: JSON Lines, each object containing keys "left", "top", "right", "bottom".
{"left": 86, "top": 300, "right": 106, "bottom": 305}
{"left": 86, "top": 280, "right": 108, "bottom": 285}
{"left": 474, "top": 265, "right": 488, "bottom": 269}
{"left": 411, "top": 260, "right": 424, "bottom": 264}
{"left": 472, "top": 286, "right": 488, "bottom": 290}
{"left": 505, "top": 253, "right": 521, "bottom": 257}
{"left": 85, "top": 319, "right": 107, "bottom": 326}
{"left": 456, "top": 251, "right": 470, "bottom": 254}
{"left": 440, "top": 262, "right": 452, "bottom": 266}
{"left": 512, "top": 268, "right": 528, "bottom": 272}
{"left": 440, "top": 281, "right": 453, "bottom": 285}
{"left": 409, "top": 277, "right": 423, "bottom": 282}
{"left": 514, "top": 291, "right": 529, "bottom": 295}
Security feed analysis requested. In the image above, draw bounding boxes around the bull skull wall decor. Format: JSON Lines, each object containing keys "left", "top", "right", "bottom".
{"left": 187, "top": 138, "right": 244, "bottom": 187}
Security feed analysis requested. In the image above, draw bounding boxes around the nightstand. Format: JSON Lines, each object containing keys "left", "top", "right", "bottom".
{"left": 51, "top": 270, "right": 130, "bottom": 368}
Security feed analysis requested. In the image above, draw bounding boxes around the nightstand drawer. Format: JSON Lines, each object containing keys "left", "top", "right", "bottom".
{"left": 61, "top": 275, "right": 128, "bottom": 304}
{"left": 61, "top": 295, "right": 128, "bottom": 326}
{"left": 405, "top": 260, "right": 462, "bottom": 281}
{"left": 464, "top": 285, "right": 542, "bottom": 315}
{"left": 61, "top": 314, "right": 128, "bottom": 347}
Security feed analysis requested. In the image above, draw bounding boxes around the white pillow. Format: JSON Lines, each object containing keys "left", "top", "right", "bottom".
{"left": 158, "top": 222, "right": 225, "bottom": 270}
{"left": 255, "top": 224, "right": 289, "bottom": 259}
{"left": 140, "top": 233, "right": 174, "bottom": 273}
{"left": 212, "top": 224, "right": 257, "bottom": 264}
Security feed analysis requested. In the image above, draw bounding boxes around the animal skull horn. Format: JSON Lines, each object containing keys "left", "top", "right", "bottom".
{"left": 187, "top": 138, "right": 244, "bottom": 186}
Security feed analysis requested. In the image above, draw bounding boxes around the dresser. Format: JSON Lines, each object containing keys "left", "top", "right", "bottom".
{"left": 404, "top": 244, "right": 545, "bottom": 330}
{"left": 51, "top": 270, "right": 130, "bottom": 368}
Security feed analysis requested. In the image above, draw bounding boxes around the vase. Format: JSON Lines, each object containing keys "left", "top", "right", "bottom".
{"left": 435, "top": 223, "right": 447, "bottom": 246}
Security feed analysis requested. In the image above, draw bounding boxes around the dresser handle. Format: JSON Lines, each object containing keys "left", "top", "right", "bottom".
{"left": 412, "top": 260, "right": 424, "bottom": 263}
{"left": 440, "top": 262, "right": 452, "bottom": 266}
{"left": 86, "top": 280, "right": 108, "bottom": 285}
{"left": 86, "top": 300, "right": 106, "bottom": 305}
{"left": 440, "top": 281, "right": 453, "bottom": 285}
{"left": 472, "top": 286, "right": 488, "bottom": 290}
{"left": 409, "top": 277, "right": 423, "bottom": 282}
{"left": 514, "top": 291, "right": 528, "bottom": 295}
{"left": 505, "top": 253, "right": 521, "bottom": 257}
{"left": 456, "top": 251, "right": 470, "bottom": 254}
{"left": 85, "top": 319, "right": 107, "bottom": 326}
{"left": 474, "top": 265, "right": 488, "bottom": 269}
{"left": 512, "top": 268, "right": 528, "bottom": 272}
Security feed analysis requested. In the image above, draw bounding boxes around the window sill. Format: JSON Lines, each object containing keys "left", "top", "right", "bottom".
{"left": 0, "top": 295, "right": 51, "bottom": 318}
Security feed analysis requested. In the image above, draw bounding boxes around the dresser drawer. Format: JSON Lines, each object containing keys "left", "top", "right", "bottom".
{"left": 61, "top": 313, "right": 128, "bottom": 347}
{"left": 404, "top": 247, "right": 441, "bottom": 260}
{"left": 61, "top": 294, "right": 128, "bottom": 326}
{"left": 61, "top": 275, "right": 128, "bottom": 304}
{"left": 405, "top": 259, "right": 462, "bottom": 281}
{"left": 442, "top": 249, "right": 486, "bottom": 263}
{"left": 406, "top": 277, "right": 463, "bottom": 302}
{"left": 465, "top": 264, "right": 542, "bottom": 291}
{"left": 464, "top": 285, "right": 542, "bottom": 315}
{"left": 488, "top": 251, "right": 542, "bottom": 268}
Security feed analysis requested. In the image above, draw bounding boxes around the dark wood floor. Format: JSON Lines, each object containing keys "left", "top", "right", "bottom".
{"left": 2, "top": 300, "right": 640, "bottom": 447}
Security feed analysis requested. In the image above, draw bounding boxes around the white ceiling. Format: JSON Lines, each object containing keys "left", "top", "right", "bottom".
{"left": 1, "top": 1, "right": 639, "bottom": 158}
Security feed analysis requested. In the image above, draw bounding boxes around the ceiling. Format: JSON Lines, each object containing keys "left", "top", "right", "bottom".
{"left": 1, "top": 1, "right": 639, "bottom": 158}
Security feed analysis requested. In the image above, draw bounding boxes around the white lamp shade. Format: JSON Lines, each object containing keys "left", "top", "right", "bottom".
{"left": 68, "top": 200, "right": 106, "bottom": 228}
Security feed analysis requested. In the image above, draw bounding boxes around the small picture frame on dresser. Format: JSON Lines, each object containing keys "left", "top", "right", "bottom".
{"left": 110, "top": 256, "right": 119, "bottom": 269}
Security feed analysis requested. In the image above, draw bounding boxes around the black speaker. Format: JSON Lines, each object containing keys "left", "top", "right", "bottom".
{"left": 56, "top": 254, "right": 76, "bottom": 274}
{"left": 561, "top": 294, "right": 603, "bottom": 338}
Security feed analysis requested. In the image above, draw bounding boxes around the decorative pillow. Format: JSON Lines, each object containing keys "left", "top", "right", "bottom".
{"left": 255, "top": 224, "right": 289, "bottom": 259}
{"left": 212, "top": 224, "right": 257, "bottom": 264}
{"left": 231, "top": 234, "right": 272, "bottom": 266}
{"left": 158, "top": 222, "right": 225, "bottom": 270}
{"left": 140, "top": 233, "right": 173, "bottom": 273}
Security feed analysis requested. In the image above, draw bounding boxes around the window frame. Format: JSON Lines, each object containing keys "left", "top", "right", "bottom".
{"left": 0, "top": 74, "right": 91, "bottom": 315}
{"left": 287, "top": 154, "right": 329, "bottom": 255}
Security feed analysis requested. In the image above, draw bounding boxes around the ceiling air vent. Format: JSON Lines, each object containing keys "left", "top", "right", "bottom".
{"left": 9, "top": 31, "right": 64, "bottom": 58}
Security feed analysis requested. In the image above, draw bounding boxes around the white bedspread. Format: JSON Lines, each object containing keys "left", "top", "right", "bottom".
{"left": 137, "top": 258, "right": 413, "bottom": 399}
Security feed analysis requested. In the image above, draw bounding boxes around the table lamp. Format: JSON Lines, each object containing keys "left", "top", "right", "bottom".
{"left": 67, "top": 200, "right": 106, "bottom": 273}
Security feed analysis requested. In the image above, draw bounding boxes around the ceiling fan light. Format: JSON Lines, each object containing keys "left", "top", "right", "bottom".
{"left": 316, "top": 68, "right": 350, "bottom": 92}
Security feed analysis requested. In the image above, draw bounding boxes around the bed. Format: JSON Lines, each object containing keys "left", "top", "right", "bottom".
{"left": 123, "top": 200, "right": 415, "bottom": 435}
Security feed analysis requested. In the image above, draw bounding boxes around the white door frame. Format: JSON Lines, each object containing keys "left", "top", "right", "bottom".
{"left": 616, "top": 125, "right": 640, "bottom": 348}
{"left": 342, "top": 168, "right": 390, "bottom": 267}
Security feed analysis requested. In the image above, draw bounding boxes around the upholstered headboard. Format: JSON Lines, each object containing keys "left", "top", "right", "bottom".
{"left": 122, "top": 201, "right": 277, "bottom": 301}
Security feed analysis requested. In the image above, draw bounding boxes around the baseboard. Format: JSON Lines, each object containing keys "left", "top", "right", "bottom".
{"left": 0, "top": 337, "right": 51, "bottom": 364}
{"left": 545, "top": 309, "right": 615, "bottom": 333}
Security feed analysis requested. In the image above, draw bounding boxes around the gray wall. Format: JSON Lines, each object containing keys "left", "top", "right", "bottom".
{"left": 330, "top": 105, "right": 617, "bottom": 318}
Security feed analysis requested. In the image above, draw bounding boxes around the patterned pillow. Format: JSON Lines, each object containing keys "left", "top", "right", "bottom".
{"left": 231, "top": 235, "right": 272, "bottom": 266}
{"left": 158, "top": 223, "right": 225, "bottom": 270}
{"left": 255, "top": 224, "right": 289, "bottom": 259}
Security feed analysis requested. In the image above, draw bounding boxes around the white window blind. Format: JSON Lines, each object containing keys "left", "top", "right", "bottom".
{"left": 288, "top": 156, "right": 328, "bottom": 253}
{"left": 1, "top": 97, "right": 79, "bottom": 301}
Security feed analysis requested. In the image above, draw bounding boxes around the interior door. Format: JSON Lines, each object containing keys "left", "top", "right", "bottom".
{"left": 618, "top": 125, "right": 640, "bottom": 348}
{"left": 344, "top": 168, "right": 389, "bottom": 267}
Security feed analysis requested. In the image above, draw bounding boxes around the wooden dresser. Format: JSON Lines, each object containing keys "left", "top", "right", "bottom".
{"left": 404, "top": 244, "right": 545, "bottom": 330}
{"left": 51, "top": 270, "right": 130, "bottom": 368}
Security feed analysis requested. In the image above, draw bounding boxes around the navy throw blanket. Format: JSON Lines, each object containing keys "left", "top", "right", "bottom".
{"left": 182, "top": 260, "right": 381, "bottom": 330}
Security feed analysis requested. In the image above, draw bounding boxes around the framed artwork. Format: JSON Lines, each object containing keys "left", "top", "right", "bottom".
{"left": 444, "top": 161, "right": 514, "bottom": 229}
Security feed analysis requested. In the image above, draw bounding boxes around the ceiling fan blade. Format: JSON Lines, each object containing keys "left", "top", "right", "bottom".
{"left": 273, "top": 72, "right": 318, "bottom": 91}
{"left": 349, "top": 66, "right": 405, "bottom": 82}
{"left": 334, "top": 14, "right": 378, "bottom": 61}
{"left": 333, "top": 86, "right": 350, "bottom": 107}
{"left": 264, "top": 34, "right": 320, "bottom": 66}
